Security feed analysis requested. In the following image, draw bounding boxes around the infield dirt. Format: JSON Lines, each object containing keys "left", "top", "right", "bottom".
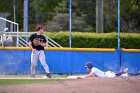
{"left": 0, "top": 76, "right": 140, "bottom": 93}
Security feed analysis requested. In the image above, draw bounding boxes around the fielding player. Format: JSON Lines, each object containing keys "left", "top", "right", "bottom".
{"left": 28, "top": 25, "right": 51, "bottom": 78}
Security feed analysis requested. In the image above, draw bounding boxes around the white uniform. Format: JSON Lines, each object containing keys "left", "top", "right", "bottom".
{"left": 91, "top": 67, "right": 116, "bottom": 78}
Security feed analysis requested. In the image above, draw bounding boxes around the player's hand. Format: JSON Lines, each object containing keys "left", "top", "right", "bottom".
{"left": 77, "top": 76, "right": 82, "bottom": 79}
{"left": 77, "top": 76, "right": 85, "bottom": 79}
{"left": 32, "top": 49, "right": 36, "bottom": 52}
{"left": 40, "top": 42, "right": 46, "bottom": 47}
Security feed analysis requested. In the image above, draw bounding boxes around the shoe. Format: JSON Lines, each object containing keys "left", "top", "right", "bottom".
{"left": 46, "top": 73, "right": 51, "bottom": 78}
{"left": 121, "top": 73, "right": 128, "bottom": 77}
{"left": 31, "top": 74, "right": 35, "bottom": 78}
{"left": 138, "top": 71, "right": 140, "bottom": 75}
{"left": 124, "top": 68, "right": 129, "bottom": 73}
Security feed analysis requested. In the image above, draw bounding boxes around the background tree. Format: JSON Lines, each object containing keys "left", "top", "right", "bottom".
{"left": 31, "top": 0, "right": 62, "bottom": 23}
{"left": 0, "top": 0, "right": 140, "bottom": 33}
{"left": 120, "top": 0, "right": 140, "bottom": 32}
{"left": 45, "top": 0, "right": 96, "bottom": 32}
{"left": 0, "top": 0, "right": 24, "bottom": 29}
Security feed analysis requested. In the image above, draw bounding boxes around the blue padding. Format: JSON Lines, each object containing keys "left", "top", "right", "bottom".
{"left": 0, "top": 50, "right": 139, "bottom": 74}
{"left": 121, "top": 52, "right": 140, "bottom": 74}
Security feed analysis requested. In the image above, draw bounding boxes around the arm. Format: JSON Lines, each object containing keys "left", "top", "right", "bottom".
{"left": 40, "top": 36, "right": 47, "bottom": 47}
{"left": 28, "top": 41, "right": 33, "bottom": 49}
{"left": 40, "top": 42, "right": 46, "bottom": 47}
{"left": 84, "top": 72, "right": 95, "bottom": 78}
{"left": 77, "top": 72, "right": 95, "bottom": 79}
{"left": 28, "top": 41, "right": 36, "bottom": 52}
{"left": 28, "top": 34, "right": 35, "bottom": 50}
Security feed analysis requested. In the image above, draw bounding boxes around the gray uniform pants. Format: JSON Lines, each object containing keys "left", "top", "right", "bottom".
{"left": 31, "top": 50, "right": 50, "bottom": 75}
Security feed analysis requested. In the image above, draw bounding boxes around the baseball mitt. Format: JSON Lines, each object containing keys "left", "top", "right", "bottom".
{"left": 33, "top": 38, "right": 40, "bottom": 46}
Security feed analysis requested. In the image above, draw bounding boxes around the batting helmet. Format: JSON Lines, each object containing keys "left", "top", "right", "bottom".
{"left": 85, "top": 62, "right": 93, "bottom": 69}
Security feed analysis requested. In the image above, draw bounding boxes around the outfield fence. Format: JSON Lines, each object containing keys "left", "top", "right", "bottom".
{"left": 0, "top": 47, "right": 139, "bottom": 75}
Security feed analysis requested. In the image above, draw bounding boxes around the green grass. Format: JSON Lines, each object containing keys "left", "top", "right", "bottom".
{"left": 0, "top": 79, "right": 66, "bottom": 85}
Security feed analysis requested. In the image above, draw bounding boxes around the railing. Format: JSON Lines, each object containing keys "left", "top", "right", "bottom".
{"left": 0, "top": 17, "right": 19, "bottom": 46}
{"left": 46, "top": 35, "right": 63, "bottom": 47}
{"left": 0, "top": 17, "right": 62, "bottom": 48}
{"left": 0, "top": 32, "right": 63, "bottom": 48}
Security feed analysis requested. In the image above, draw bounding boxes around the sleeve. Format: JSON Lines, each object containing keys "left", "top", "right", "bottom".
{"left": 28, "top": 34, "right": 34, "bottom": 42}
{"left": 91, "top": 68, "right": 96, "bottom": 73}
{"left": 42, "top": 35, "right": 46, "bottom": 43}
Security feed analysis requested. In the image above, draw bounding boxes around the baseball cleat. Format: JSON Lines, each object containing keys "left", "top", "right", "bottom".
{"left": 124, "top": 68, "right": 129, "bottom": 73}
{"left": 31, "top": 74, "right": 35, "bottom": 78}
{"left": 46, "top": 73, "right": 51, "bottom": 78}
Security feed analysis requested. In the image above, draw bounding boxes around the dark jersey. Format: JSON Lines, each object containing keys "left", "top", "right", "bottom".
{"left": 28, "top": 33, "right": 46, "bottom": 50}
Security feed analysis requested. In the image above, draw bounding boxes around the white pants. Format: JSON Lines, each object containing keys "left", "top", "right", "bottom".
{"left": 31, "top": 50, "right": 50, "bottom": 75}
{"left": 104, "top": 71, "right": 116, "bottom": 78}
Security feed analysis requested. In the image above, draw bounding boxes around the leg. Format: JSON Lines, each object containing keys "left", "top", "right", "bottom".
{"left": 31, "top": 51, "right": 39, "bottom": 77}
{"left": 115, "top": 72, "right": 125, "bottom": 77}
{"left": 115, "top": 68, "right": 129, "bottom": 77}
{"left": 104, "top": 71, "right": 116, "bottom": 77}
{"left": 39, "top": 50, "right": 51, "bottom": 78}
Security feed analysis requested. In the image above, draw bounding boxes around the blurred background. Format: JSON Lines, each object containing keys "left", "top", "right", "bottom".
{"left": 0, "top": 0, "right": 140, "bottom": 75}
{"left": 0, "top": 0, "right": 140, "bottom": 48}
{"left": 0, "top": 0, "right": 139, "bottom": 33}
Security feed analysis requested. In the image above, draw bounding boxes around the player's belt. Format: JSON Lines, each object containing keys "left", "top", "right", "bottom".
{"left": 36, "top": 50, "right": 41, "bottom": 51}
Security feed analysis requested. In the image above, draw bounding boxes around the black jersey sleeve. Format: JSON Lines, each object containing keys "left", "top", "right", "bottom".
{"left": 28, "top": 34, "right": 35, "bottom": 42}
{"left": 41, "top": 35, "right": 46, "bottom": 43}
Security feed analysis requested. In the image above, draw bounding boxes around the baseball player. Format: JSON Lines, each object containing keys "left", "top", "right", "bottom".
{"left": 68, "top": 62, "right": 139, "bottom": 79}
{"left": 28, "top": 25, "right": 51, "bottom": 78}
{"left": 82, "top": 62, "right": 127, "bottom": 78}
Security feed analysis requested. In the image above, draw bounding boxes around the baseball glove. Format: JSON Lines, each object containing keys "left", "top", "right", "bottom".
{"left": 33, "top": 38, "right": 40, "bottom": 46}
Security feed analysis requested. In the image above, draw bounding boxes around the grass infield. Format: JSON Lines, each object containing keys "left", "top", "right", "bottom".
{"left": 0, "top": 74, "right": 70, "bottom": 85}
{"left": 0, "top": 79, "right": 67, "bottom": 85}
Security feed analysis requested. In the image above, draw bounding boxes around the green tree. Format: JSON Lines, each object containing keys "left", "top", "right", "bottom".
{"left": 31, "top": 0, "right": 62, "bottom": 24}
{"left": 46, "top": 0, "right": 96, "bottom": 32}
{"left": 0, "top": 0, "right": 24, "bottom": 30}
{"left": 120, "top": 0, "right": 140, "bottom": 32}
{"left": 104, "top": 0, "right": 140, "bottom": 33}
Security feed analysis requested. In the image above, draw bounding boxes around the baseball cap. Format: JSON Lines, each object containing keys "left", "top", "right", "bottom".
{"left": 36, "top": 25, "right": 44, "bottom": 31}
{"left": 85, "top": 62, "right": 93, "bottom": 69}
{"left": 4, "top": 28, "right": 9, "bottom": 32}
